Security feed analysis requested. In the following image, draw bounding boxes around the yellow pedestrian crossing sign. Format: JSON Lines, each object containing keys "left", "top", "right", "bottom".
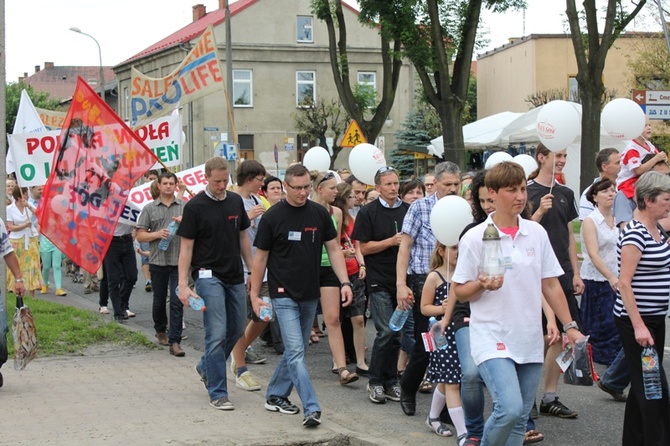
{"left": 341, "top": 120, "right": 366, "bottom": 148}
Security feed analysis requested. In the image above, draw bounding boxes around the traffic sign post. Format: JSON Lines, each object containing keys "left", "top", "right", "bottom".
{"left": 214, "top": 142, "right": 239, "bottom": 161}
{"left": 341, "top": 120, "right": 366, "bottom": 148}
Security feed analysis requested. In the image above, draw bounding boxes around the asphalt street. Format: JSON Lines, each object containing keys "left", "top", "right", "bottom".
{"left": 50, "top": 259, "right": 670, "bottom": 446}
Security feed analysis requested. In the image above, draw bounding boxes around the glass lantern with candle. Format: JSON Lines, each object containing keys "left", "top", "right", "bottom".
{"left": 480, "top": 223, "right": 505, "bottom": 279}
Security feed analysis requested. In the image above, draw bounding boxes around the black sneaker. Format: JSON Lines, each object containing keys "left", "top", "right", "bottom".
{"left": 265, "top": 396, "right": 300, "bottom": 414}
{"left": 195, "top": 364, "right": 207, "bottom": 390}
{"left": 0, "top": 371, "right": 3, "bottom": 388}
{"left": 302, "top": 411, "right": 322, "bottom": 427}
{"left": 367, "top": 383, "right": 386, "bottom": 404}
{"left": 598, "top": 381, "right": 627, "bottom": 402}
{"left": 539, "top": 397, "right": 578, "bottom": 418}
{"left": 384, "top": 384, "right": 401, "bottom": 402}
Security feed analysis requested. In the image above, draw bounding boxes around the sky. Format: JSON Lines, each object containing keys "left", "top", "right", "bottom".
{"left": 4, "top": 0, "right": 657, "bottom": 83}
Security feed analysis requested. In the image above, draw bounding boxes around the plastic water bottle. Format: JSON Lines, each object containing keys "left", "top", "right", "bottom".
{"left": 389, "top": 307, "right": 411, "bottom": 332}
{"left": 428, "top": 316, "right": 448, "bottom": 350}
{"left": 176, "top": 286, "right": 206, "bottom": 311}
{"left": 641, "top": 345, "right": 663, "bottom": 400}
{"left": 259, "top": 296, "right": 273, "bottom": 322}
{"left": 158, "top": 220, "right": 179, "bottom": 251}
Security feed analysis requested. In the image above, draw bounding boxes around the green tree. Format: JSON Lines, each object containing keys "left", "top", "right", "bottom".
{"left": 357, "top": 0, "right": 524, "bottom": 168}
{"left": 6, "top": 81, "right": 62, "bottom": 135}
{"left": 292, "top": 97, "right": 347, "bottom": 169}
{"left": 565, "top": 0, "right": 647, "bottom": 192}
{"left": 391, "top": 103, "right": 441, "bottom": 180}
{"left": 311, "top": 0, "right": 403, "bottom": 144}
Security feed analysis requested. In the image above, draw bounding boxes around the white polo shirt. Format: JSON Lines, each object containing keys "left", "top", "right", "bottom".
{"left": 452, "top": 213, "right": 564, "bottom": 365}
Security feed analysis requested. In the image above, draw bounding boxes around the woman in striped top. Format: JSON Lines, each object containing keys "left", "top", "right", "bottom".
{"left": 615, "top": 171, "right": 670, "bottom": 445}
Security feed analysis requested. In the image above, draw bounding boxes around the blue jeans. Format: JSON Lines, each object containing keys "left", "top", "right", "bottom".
{"left": 195, "top": 277, "right": 246, "bottom": 401}
{"left": 455, "top": 327, "right": 485, "bottom": 438}
{"left": 267, "top": 297, "right": 320, "bottom": 415}
{"left": 368, "top": 290, "right": 401, "bottom": 388}
{"left": 599, "top": 347, "right": 630, "bottom": 393}
{"left": 150, "top": 265, "right": 182, "bottom": 344}
{"left": 478, "top": 359, "right": 542, "bottom": 446}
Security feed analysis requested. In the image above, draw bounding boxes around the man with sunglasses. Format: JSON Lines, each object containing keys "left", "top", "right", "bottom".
{"left": 249, "top": 164, "right": 353, "bottom": 428}
{"left": 352, "top": 165, "right": 409, "bottom": 405}
{"left": 396, "top": 161, "right": 461, "bottom": 416}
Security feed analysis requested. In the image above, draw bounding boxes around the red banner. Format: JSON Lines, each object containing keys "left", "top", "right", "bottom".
{"left": 37, "top": 77, "right": 158, "bottom": 274}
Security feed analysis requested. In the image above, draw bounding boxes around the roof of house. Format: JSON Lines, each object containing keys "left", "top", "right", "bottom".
{"left": 118, "top": 0, "right": 361, "bottom": 67}
{"left": 119, "top": 0, "right": 259, "bottom": 66}
{"left": 22, "top": 65, "right": 116, "bottom": 101}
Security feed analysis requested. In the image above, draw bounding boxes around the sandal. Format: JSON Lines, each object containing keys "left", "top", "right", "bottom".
{"left": 425, "top": 416, "right": 452, "bottom": 437}
{"left": 338, "top": 367, "right": 359, "bottom": 385}
{"left": 419, "top": 379, "right": 434, "bottom": 393}
{"left": 309, "top": 330, "right": 320, "bottom": 344}
{"left": 524, "top": 430, "right": 544, "bottom": 444}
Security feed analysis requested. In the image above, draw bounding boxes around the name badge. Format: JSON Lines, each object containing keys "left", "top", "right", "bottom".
{"left": 199, "top": 269, "right": 213, "bottom": 279}
{"left": 288, "top": 231, "right": 302, "bottom": 241}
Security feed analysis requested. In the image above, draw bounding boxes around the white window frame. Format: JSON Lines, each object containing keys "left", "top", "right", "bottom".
{"left": 296, "top": 71, "right": 316, "bottom": 107}
{"left": 297, "top": 16, "right": 313, "bottom": 43}
{"left": 233, "top": 69, "right": 253, "bottom": 108}
{"left": 357, "top": 71, "right": 376, "bottom": 91}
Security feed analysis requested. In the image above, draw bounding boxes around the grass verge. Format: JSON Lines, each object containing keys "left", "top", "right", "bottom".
{"left": 4, "top": 294, "right": 154, "bottom": 356}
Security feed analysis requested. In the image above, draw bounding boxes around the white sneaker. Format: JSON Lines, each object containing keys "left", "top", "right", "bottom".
{"left": 235, "top": 371, "right": 261, "bottom": 391}
{"left": 126, "top": 310, "right": 136, "bottom": 318}
{"left": 99, "top": 306, "right": 110, "bottom": 314}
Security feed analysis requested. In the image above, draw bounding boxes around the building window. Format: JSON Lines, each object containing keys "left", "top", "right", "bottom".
{"left": 297, "top": 16, "right": 313, "bottom": 43}
{"left": 124, "top": 86, "right": 130, "bottom": 122}
{"left": 233, "top": 70, "right": 253, "bottom": 107}
{"left": 568, "top": 75, "right": 579, "bottom": 102}
{"left": 296, "top": 71, "right": 316, "bottom": 107}
{"left": 239, "top": 134, "right": 254, "bottom": 150}
{"left": 358, "top": 72, "right": 376, "bottom": 91}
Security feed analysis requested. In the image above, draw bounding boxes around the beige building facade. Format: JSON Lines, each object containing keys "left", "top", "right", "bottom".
{"left": 113, "top": 0, "right": 413, "bottom": 172}
{"left": 477, "top": 33, "right": 655, "bottom": 117}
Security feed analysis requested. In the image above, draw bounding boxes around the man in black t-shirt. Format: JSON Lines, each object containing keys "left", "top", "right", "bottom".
{"left": 351, "top": 167, "right": 409, "bottom": 405}
{"left": 527, "top": 145, "right": 582, "bottom": 419}
{"left": 249, "top": 164, "right": 353, "bottom": 428}
{"left": 177, "top": 157, "right": 253, "bottom": 411}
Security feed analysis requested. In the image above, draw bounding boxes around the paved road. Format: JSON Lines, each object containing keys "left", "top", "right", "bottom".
{"left": 34, "top": 263, "right": 670, "bottom": 446}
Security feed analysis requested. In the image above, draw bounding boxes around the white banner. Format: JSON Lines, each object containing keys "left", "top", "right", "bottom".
{"left": 118, "top": 163, "right": 208, "bottom": 225}
{"left": 8, "top": 116, "right": 182, "bottom": 187}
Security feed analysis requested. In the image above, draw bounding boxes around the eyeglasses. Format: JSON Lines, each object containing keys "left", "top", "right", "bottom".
{"left": 316, "top": 171, "right": 335, "bottom": 187}
{"left": 376, "top": 166, "right": 396, "bottom": 175}
{"left": 285, "top": 183, "right": 312, "bottom": 192}
{"left": 254, "top": 176, "right": 265, "bottom": 182}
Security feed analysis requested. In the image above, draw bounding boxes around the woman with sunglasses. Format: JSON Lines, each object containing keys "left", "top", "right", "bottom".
{"left": 310, "top": 171, "right": 359, "bottom": 385}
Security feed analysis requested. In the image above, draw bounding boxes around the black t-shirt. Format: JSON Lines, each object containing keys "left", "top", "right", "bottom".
{"left": 351, "top": 199, "right": 409, "bottom": 294}
{"left": 254, "top": 200, "right": 337, "bottom": 302}
{"left": 527, "top": 180, "right": 578, "bottom": 273}
{"left": 177, "top": 191, "right": 250, "bottom": 284}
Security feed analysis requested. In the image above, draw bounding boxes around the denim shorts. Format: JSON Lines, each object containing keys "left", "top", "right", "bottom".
{"left": 341, "top": 275, "right": 366, "bottom": 318}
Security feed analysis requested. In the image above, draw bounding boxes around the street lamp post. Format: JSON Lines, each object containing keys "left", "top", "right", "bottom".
{"left": 69, "top": 27, "right": 105, "bottom": 102}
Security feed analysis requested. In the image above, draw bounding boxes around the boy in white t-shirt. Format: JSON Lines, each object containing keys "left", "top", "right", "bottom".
{"left": 452, "top": 162, "right": 583, "bottom": 446}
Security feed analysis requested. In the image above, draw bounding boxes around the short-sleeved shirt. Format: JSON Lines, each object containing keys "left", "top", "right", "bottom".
{"left": 614, "top": 220, "right": 670, "bottom": 317}
{"left": 254, "top": 199, "right": 337, "bottom": 302}
{"left": 352, "top": 198, "right": 409, "bottom": 294}
{"left": 401, "top": 193, "right": 438, "bottom": 275}
{"left": 527, "top": 180, "right": 578, "bottom": 273}
{"left": 177, "top": 191, "right": 250, "bottom": 284}
{"left": 452, "top": 213, "right": 564, "bottom": 365}
{"left": 578, "top": 178, "right": 599, "bottom": 221}
{"left": 0, "top": 219, "right": 14, "bottom": 257}
{"left": 136, "top": 198, "right": 185, "bottom": 266}
{"left": 617, "top": 139, "right": 658, "bottom": 199}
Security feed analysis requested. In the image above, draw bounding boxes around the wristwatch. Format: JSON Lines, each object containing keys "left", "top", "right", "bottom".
{"left": 563, "top": 321, "right": 579, "bottom": 332}
{"left": 340, "top": 282, "right": 353, "bottom": 289}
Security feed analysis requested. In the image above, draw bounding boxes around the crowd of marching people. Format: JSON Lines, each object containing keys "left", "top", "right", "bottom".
{"left": 2, "top": 120, "right": 670, "bottom": 443}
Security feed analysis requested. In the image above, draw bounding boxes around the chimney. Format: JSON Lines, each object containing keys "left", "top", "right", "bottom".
{"left": 35, "top": 65, "right": 41, "bottom": 73}
{"left": 44, "top": 62, "right": 54, "bottom": 69}
{"left": 193, "top": 4, "right": 206, "bottom": 22}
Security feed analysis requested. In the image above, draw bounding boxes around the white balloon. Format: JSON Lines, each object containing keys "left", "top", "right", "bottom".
{"left": 430, "top": 195, "right": 473, "bottom": 247}
{"left": 511, "top": 154, "right": 538, "bottom": 178}
{"left": 303, "top": 146, "right": 331, "bottom": 172}
{"left": 535, "top": 100, "right": 581, "bottom": 152}
{"left": 601, "top": 98, "right": 646, "bottom": 140}
{"left": 484, "top": 151, "right": 513, "bottom": 170}
{"left": 349, "top": 143, "right": 386, "bottom": 186}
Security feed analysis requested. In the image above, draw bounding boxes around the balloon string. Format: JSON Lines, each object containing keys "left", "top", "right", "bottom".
{"left": 550, "top": 157, "right": 555, "bottom": 195}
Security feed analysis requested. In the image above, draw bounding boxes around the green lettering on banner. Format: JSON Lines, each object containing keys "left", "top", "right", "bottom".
{"left": 20, "top": 164, "right": 35, "bottom": 181}
{"left": 167, "top": 143, "right": 179, "bottom": 161}
{"left": 152, "top": 143, "right": 180, "bottom": 163}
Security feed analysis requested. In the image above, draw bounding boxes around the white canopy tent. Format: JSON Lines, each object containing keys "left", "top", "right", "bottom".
{"left": 429, "top": 104, "right": 627, "bottom": 193}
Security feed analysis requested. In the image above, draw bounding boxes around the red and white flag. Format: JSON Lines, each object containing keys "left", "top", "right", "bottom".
{"left": 37, "top": 77, "right": 158, "bottom": 274}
